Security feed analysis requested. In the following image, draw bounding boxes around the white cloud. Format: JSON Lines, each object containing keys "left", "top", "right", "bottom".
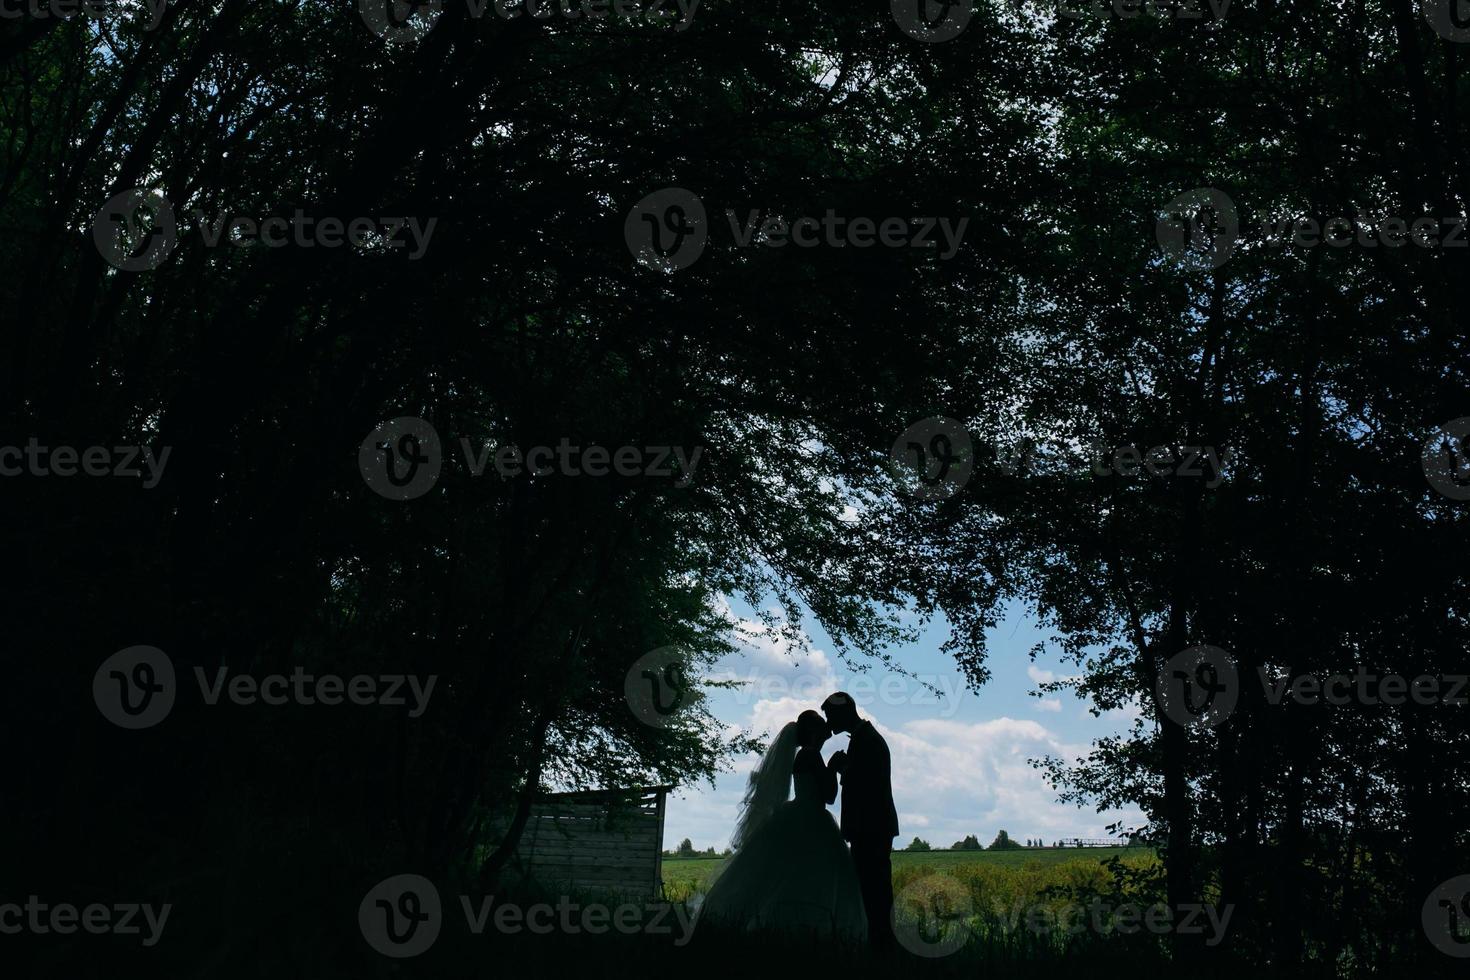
{"left": 663, "top": 707, "right": 1143, "bottom": 851}
{"left": 710, "top": 605, "right": 839, "bottom": 683}
{"left": 1089, "top": 696, "right": 1145, "bottom": 725}
{"left": 661, "top": 603, "right": 1143, "bottom": 852}
{"left": 875, "top": 716, "right": 1140, "bottom": 849}
{"left": 1027, "top": 665, "right": 1057, "bottom": 685}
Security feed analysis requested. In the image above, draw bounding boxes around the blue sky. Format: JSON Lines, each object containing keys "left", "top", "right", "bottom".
{"left": 663, "top": 597, "right": 1147, "bottom": 851}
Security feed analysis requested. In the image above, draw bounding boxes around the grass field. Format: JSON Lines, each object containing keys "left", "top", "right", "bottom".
{"left": 475, "top": 845, "right": 1298, "bottom": 980}
{"left": 661, "top": 846, "right": 1155, "bottom": 903}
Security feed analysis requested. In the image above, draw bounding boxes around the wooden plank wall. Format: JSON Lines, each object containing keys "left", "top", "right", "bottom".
{"left": 516, "top": 788, "right": 668, "bottom": 900}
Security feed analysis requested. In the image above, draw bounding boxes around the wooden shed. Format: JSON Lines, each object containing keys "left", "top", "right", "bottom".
{"left": 511, "top": 785, "right": 671, "bottom": 900}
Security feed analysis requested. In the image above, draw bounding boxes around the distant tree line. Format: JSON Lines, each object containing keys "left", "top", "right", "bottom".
{"left": 904, "top": 830, "right": 1034, "bottom": 852}
{"left": 665, "top": 838, "right": 729, "bottom": 859}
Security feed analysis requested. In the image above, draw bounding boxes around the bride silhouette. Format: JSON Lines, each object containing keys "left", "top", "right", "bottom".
{"left": 694, "top": 710, "right": 867, "bottom": 941}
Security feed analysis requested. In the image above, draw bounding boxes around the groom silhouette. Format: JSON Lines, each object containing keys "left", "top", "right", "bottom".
{"left": 822, "top": 692, "right": 898, "bottom": 951}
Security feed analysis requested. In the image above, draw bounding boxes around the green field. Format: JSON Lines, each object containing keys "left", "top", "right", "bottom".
{"left": 662, "top": 846, "right": 1154, "bottom": 903}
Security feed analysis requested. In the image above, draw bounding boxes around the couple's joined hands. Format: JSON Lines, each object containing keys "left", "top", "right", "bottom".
{"left": 828, "top": 749, "right": 848, "bottom": 773}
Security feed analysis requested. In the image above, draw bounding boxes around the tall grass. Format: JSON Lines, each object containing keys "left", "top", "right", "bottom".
{"left": 456, "top": 852, "right": 1341, "bottom": 980}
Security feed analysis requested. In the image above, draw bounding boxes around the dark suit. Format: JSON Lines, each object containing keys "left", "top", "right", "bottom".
{"left": 838, "top": 719, "right": 898, "bottom": 949}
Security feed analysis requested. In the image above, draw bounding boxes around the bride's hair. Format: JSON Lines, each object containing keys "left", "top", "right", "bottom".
{"left": 795, "top": 709, "right": 830, "bottom": 746}
{"left": 731, "top": 720, "right": 799, "bottom": 850}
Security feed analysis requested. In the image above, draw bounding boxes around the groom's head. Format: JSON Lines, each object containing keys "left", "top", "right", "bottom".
{"left": 821, "top": 692, "right": 860, "bottom": 734}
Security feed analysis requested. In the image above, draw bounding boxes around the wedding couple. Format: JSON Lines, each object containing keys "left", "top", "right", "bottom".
{"left": 696, "top": 693, "right": 899, "bottom": 949}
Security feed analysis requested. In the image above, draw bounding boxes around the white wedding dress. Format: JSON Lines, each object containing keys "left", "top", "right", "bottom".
{"left": 694, "top": 725, "right": 868, "bottom": 942}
